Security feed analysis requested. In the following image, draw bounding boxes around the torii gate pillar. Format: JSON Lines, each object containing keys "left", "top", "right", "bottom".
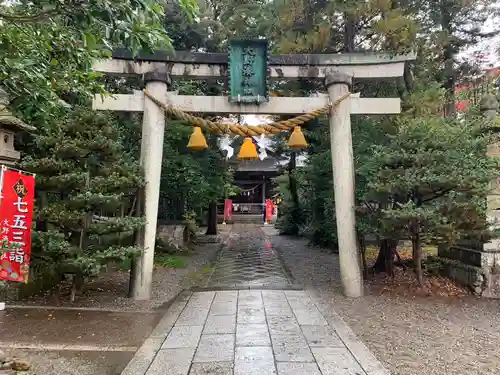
{"left": 130, "top": 70, "right": 169, "bottom": 300}
{"left": 326, "top": 71, "right": 363, "bottom": 298}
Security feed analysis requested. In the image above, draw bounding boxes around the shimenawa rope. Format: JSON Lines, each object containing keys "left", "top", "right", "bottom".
{"left": 142, "top": 89, "right": 351, "bottom": 136}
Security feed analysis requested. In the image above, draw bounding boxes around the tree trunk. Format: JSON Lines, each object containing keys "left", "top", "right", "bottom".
{"left": 343, "top": 13, "right": 355, "bottom": 52}
{"left": 441, "top": 1, "right": 456, "bottom": 117}
{"left": 206, "top": 201, "right": 218, "bottom": 235}
{"left": 35, "top": 191, "right": 49, "bottom": 231}
{"left": 373, "top": 238, "right": 398, "bottom": 277}
{"left": 358, "top": 232, "right": 368, "bottom": 280}
{"left": 412, "top": 232, "right": 424, "bottom": 286}
{"left": 288, "top": 151, "right": 302, "bottom": 234}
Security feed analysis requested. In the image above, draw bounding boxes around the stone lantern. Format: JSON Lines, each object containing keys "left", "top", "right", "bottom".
{"left": 0, "top": 88, "right": 35, "bottom": 166}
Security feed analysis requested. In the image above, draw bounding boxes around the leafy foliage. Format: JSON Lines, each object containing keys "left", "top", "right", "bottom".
{"left": 0, "top": 0, "right": 197, "bottom": 121}
{"left": 21, "top": 109, "right": 145, "bottom": 294}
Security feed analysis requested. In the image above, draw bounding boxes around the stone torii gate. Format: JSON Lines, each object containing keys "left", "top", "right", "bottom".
{"left": 93, "top": 44, "right": 414, "bottom": 300}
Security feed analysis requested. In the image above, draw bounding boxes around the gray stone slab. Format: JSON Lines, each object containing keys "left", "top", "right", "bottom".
{"left": 176, "top": 303, "right": 211, "bottom": 326}
{"left": 342, "top": 341, "right": 390, "bottom": 375}
{"left": 284, "top": 290, "right": 310, "bottom": 299}
{"left": 189, "top": 362, "right": 234, "bottom": 375}
{"left": 121, "top": 338, "right": 164, "bottom": 375}
{"left": 176, "top": 308, "right": 210, "bottom": 326}
{"left": 292, "top": 307, "right": 328, "bottom": 326}
{"left": 210, "top": 302, "right": 237, "bottom": 316}
{"left": 236, "top": 324, "right": 271, "bottom": 346}
{"left": 162, "top": 325, "right": 203, "bottom": 349}
{"left": 264, "top": 304, "right": 292, "bottom": 316}
{"left": 237, "top": 306, "right": 266, "bottom": 324}
{"left": 276, "top": 362, "right": 322, "bottom": 375}
{"left": 267, "top": 315, "right": 301, "bottom": 335}
{"left": 150, "top": 300, "right": 189, "bottom": 339}
{"left": 214, "top": 291, "right": 238, "bottom": 302}
{"left": 210, "top": 291, "right": 237, "bottom": 315}
{"left": 234, "top": 346, "right": 276, "bottom": 375}
{"left": 238, "top": 290, "right": 263, "bottom": 306}
{"left": 203, "top": 314, "right": 236, "bottom": 334}
{"left": 146, "top": 347, "right": 195, "bottom": 375}
{"left": 301, "top": 325, "right": 344, "bottom": 347}
{"left": 189, "top": 292, "right": 216, "bottom": 308}
{"left": 287, "top": 297, "right": 318, "bottom": 310}
{"left": 262, "top": 291, "right": 292, "bottom": 315}
{"left": 194, "top": 334, "right": 235, "bottom": 363}
{"left": 271, "top": 334, "right": 314, "bottom": 362}
{"left": 312, "top": 347, "right": 366, "bottom": 375}
{"left": 261, "top": 290, "right": 286, "bottom": 301}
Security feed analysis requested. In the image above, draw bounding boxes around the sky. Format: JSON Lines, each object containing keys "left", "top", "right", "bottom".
{"left": 461, "top": 14, "right": 500, "bottom": 68}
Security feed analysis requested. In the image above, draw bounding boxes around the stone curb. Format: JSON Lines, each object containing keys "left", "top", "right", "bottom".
{"left": 0, "top": 342, "right": 137, "bottom": 352}
{"left": 190, "top": 283, "right": 303, "bottom": 292}
{"left": 120, "top": 290, "right": 192, "bottom": 375}
{"left": 307, "top": 290, "right": 391, "bottom": 375}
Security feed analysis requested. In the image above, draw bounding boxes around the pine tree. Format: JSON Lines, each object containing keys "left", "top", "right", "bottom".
{"left": 21, "top": 108, "right": 145, "bottom": 300}
{"left": 362, "top": 114, "right": 499, "bottom": 285}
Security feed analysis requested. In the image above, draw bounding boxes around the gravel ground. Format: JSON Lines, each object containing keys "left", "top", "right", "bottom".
{"left": 271, "top": 232, "right": 500, "bottom": 375}
{"left": 1, "top": 349, "right": 133, "bottom": 375}
{"left": 10, "top": 235, "right": 225, "bottom": 311}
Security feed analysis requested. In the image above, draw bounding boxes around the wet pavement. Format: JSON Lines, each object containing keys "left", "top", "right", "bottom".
{"left": 0, "top": 308, "right": 161, "bottom": 348}
{"left": 0, "top": 307, "right": 161, "bottom": 374}
{"left": 120, "top": 225, "right": 390, "bottom": 375}
{"left": 205, "top": 225, "right": 293, "bottom": 289}
{"left": 121, "top": 289, "right": 388, "bottom": 375}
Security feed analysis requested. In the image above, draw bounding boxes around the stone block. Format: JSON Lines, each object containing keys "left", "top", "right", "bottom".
{"left": 267, "top": 315, "right": 301, "bottom": 335}
{"left": 203, "top": 315, "right": 236, "bottom": 334}
{"left": 301, "top": 325, "right": 344, "bottom": 347}
{"left": 162, "top": 326, "right": 203, "bottom": 349}
{"left": 311, "top": 347, "right": 365, "bottom": 375}
{"left": 276, "top": 363, "right": 322, "bottom": 375}
{"left": 291, "top": 307, "right": 328, "bottom": 326}
{"left": 175, "top": 306, "right": 210, "bottom": 326}
{"left": 237, "top": 306, "right": 266, "bottom": 324}
{"left": 236, "top": 324, "right": 271, "bottom": 346}
{"left": 238, "top": 290, "right": 263, "bottom": 306}
{"left": 117, "top": 338, "right": 164, "bottom": 375}
{"left": 156, "top": 224, "right": 190, "bottom": 250}
{"left": 146, "top": 348, "right": 195, "bottom": 375}
{"left": 271, "top": 333, "right": 314, "bottom": 362}
{"left": 234, "top": 346, "right": 275, "bottom": 375}
{"left": 189, "top": 362, "right": 234, "bottom": 375}
{"left": 209, "top": 302, "right": 237, "bottom": 316}
{"left": 193, "top": 335, "right": 235, "bottom": 363}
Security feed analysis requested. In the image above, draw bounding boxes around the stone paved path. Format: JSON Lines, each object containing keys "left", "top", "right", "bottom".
{"left": 120, "top": 225, "right": 390, "bottom": 375}
{"left": 205, "top": 226, "right": 292, "bottom": 289}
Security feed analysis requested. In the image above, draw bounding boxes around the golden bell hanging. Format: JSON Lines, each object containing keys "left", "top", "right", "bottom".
{"left": 238, "top": 137, "right": 259, "bottom": 160}
{"left": 287, "top": 126, "right": 308, "bottom": 149}
{"left": 187, "top": 126, "right": 208, "bottom": 151}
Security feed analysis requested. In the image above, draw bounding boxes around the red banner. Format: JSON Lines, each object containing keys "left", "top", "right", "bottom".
{"left": 224, "top": 199, "right": 233, "bottom": 222}
{"left": 0, "top": 167, "right": 35, "bottom": 283}
{"left": 265, "top": 199, "right": 273, "bottom": 223}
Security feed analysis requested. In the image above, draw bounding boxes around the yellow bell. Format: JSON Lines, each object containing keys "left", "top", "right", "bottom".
{"left": 287, "top": 126, "right": 308, "bottom": 149}
{"left": 187, "top": 126, "right": 208, "bottom": 151}
{"left": 238, "top": 137, "right": 259, "bottom": 160}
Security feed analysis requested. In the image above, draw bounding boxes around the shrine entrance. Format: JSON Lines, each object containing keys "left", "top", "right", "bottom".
{"left": 93, "top": 41, "right": 414, "bottom": 300}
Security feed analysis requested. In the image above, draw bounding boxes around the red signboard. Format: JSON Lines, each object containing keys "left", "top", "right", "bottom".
{"left": 0, "top": 167, "right": 35, "bottom": 283}
{"left": 265, "top": 199, "right": 273, "bottom": 224}
{"left": 224, "top": 199, "right": 233, "bottom": 222}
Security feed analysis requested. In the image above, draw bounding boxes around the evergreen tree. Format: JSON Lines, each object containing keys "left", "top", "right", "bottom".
{"left": 21, "top": 108, "right": 145, "bottom": 299}
{"left": 361, "top": 114, "right": 498, "bottom": 285}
